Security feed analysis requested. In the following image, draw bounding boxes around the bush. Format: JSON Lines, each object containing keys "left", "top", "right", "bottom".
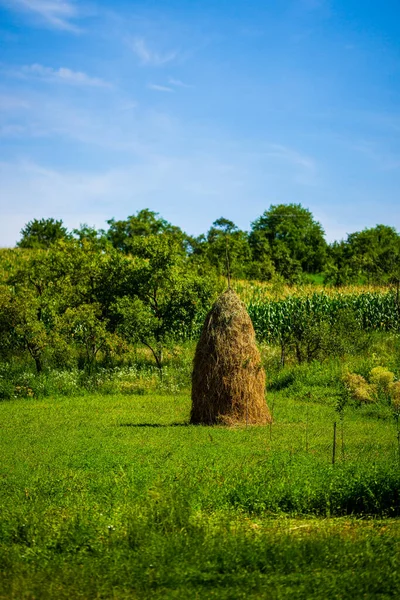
{"left": 370, "top": 366, "right": 395, "bottom": 393}
{"left": 0, "top": 378, "right": 14, "bottom": 400}
{"left": 342, "top": 372, "right": 375, "bottom": 403}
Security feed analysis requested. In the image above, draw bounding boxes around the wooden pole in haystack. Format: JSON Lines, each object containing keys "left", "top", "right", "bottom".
{"left": 190, "top": 288, "right": 272, "bottom": 426}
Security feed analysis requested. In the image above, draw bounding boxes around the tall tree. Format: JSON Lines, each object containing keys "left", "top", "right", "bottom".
{"left": 192, "top": 218, "right": 252, "bottom": 280}
{"left": 326, "top": 225, "right": 400, "bottom": 285}
{"left": 347, "top": 225, "right": 400, "bottom": 283}
{"left": 250, "top": 204, "right": 327, "bottom": 280}
{"left": 106, "top": 209, "right": 188, "bottom": 254}
{"left": 17, "top": 218, "right": 71, "bottom": 249}
{"left": 73, "top": 224, "right": 108, "bottom": 250}
{"left": 115, "top": 234, "right": 218, "bottom": 373}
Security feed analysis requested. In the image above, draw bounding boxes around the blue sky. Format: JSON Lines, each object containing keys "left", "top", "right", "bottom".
{"left": 0, "top": 0, "right": 400, "bottom": 246}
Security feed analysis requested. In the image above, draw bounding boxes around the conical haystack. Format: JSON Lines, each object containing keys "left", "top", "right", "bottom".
{"left": 190, "top": 288, "right": 271, "bottom": 425}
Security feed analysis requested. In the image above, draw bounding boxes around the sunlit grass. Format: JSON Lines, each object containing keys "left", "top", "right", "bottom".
{"left": 1, "top": 391, "right": 399, "bottom": 598}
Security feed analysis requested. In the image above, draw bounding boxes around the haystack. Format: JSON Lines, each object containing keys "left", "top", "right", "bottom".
{"left": 190, "top": 288, "right": 271, "bottom": 425}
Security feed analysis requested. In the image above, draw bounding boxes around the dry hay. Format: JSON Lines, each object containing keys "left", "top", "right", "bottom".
{"left": 190, "top": 288, "right": 271, "bottom": 425}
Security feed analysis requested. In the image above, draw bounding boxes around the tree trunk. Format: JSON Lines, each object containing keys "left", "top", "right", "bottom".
{"left": 142, "top": 340, "right": 163, "bottom": 377}
{"left": 34, "top": 355, "right": 42, "bottom": 373}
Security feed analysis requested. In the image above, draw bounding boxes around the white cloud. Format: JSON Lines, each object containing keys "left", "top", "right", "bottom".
{"left": 168, "top": 78, "right": 192, "bottom": 88}
{"left": 0, "top": 155, "right": 249, "bottom": 246}
{"left": 2, "top": 153, "right": 398, "bottom": 248}
{"left": 148, "top": 83, "right": 174, "bottom": 93}
{"left": 1, "top": 0, "right": 81, "bottom": 32}
{"left": 263, "top": 143, "right": 316, "bottom": 171}
{"left": 19, "top": 64, "right": 110, "bottom": 87}
{"left": 0, "top": 91, "right": 158, "bottom": 151}
{"left": 118, "top": 101, "right": 137, "bottom": 112}
{"left": 131, "top": 38, "right": 178, "bottom": 66}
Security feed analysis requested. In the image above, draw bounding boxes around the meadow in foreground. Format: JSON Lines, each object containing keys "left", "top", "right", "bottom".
{"left": 1, "top": 389, "right": 399, "bottom": 599}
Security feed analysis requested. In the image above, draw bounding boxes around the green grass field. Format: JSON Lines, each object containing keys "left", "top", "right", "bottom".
{"left": 1, "top": 391, "right": 400, "bottom": 599}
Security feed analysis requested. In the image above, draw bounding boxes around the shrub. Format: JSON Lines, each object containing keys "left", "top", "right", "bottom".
{"left": 0, "top": 378, "right": 14, "bottom": 400}
{"left": 389, "top": 381, "right": 400, "bottom": 411}
{"left": 370, "top": 366, "right": 395, "bottom": 393}
{"left": 342, "top": 372, "right": 375, "bottom": 403}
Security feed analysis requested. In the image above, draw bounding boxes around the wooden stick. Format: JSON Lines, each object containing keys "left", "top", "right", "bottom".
{"left": 332, "top": 422, "right": 337, "bottom": 465}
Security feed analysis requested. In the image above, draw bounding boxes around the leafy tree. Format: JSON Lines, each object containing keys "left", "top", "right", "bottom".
{"left": 250, "top": 204, "right": 327, "bottom": 281}
{"left": 0, "top": 284, "right": 50, "bottom": 372}
{"left": 324, "top": 241, "right": 357, "bottom": 286}
{"left": 72, "top": 224, "right": 108, "bottom": 250}
{"left": 4, "top": 239, "right": 133, "bottom": 371}
{"left": 106, "top": 209, "right": 188, "bottom": 254}
{"left": 192, "top": 218, "right": 252, "bottom": 280}
{"left": 60, "top": 304, "right": 124, "bottom": 372}
{"left": 347, "top": 225, "right": 400, "bottom": 284}
{"left": 3, "top": 248, "right": 63, "bottom": 371}
{"left": 114, "top": 234, "right": 218, "bottom": 373}
{"left": 17, "top": 218, "right": 71, "bottom": 249}
{"left": 244, "top": 229, "right": 276, "bottom": 281}
{"left": 325, "top": 225, "right": 400, "bottom": 285}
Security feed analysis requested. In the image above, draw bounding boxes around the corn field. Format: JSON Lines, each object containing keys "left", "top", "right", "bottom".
{"left": 245, "top": 290, "right": 400, "bottom": 343}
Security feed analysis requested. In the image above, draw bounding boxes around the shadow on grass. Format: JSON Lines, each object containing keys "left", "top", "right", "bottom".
{"left": 119, "top": 422, "right": 191, "bottom": 428}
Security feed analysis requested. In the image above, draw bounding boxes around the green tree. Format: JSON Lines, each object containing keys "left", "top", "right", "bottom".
{"left": 347, "top": 225, "right": 400, "bottom": 284}
{"left": 244, "top": 228, "right": 276, "bottom": 281}
{"left": 0, "top": 284, "right": 50, "bottom": 372}
{"left": 4, "top": 239, "right": 132, "bottom": 371}
{"left": 325, "top": 225, "right": 400, "bottom": 285}
{"left": 106, "top": 209, "right": 188, "bottom": 254}
{"left": 17, "top": 218, "right": 71, "bottom": 249}
{"left": 72, "top": 224, "right": 108, "bottom": 250}
{"left": 115, "top": 234, "right": 217, "bottom": 373}
{"left": 60, "top": 304, "right": 123, "bottom": 372}
{"left": 192, "top": 218, "right": 252, "bottom": 280}
{"left": 250, "top": 204, "right": 327, "bottom": 281}
{"left": 4, "top": 248, "right": 63, "bottom": 371}
{"left": 324, "top": 241, "right": 355, "bottom": 286}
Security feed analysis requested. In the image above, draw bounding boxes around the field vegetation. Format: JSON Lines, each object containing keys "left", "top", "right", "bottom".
{"left": 1, "top": 205, "right": 400, "bottom": 597}
{"left": 1, "top": 374, "right": 400, "bottom": 599}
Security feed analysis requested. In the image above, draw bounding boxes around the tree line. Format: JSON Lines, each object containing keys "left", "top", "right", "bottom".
{"left": 1, "top": 203, "right": 399, "bottom": 376}
{"left": 15, "top": 204, "right": 400, "bottom": 285}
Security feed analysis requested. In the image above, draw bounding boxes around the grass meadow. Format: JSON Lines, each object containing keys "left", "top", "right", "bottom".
{"left": 1, "top": 386, "right": 400, "bottom": 599}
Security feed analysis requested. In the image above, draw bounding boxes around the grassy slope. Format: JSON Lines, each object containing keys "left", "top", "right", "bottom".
{"left": 0, "top": 392, "right": 399, "bottom": 599}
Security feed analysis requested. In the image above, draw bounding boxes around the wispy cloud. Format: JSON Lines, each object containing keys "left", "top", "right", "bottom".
{"left": 168, "top": 78, "right": 192, "bottom": 88}
{"left": 0, "top": 0, "right": 81, "bottom": 32}
{"left": 131, "top": 38, "right": 178, "bottom": 66}
{"left": 17, "top": 64, "right": 110, "bottom": 87}
{"left": 350, "top": 140, "right": 400, "bottom": 172}
{"left": 0, "top": 152, "right": 248, "bottom": 246}
{"left": 264, "top": 143, "right": 316, "bottom": 171}
{"left": 148, "top": 83, "right": 174, "bottom": 93}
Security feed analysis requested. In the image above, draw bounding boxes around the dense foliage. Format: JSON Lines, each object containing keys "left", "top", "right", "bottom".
{"left": 1, "top": 204, "right": 400, "bottom": 376}
{"left": 0, "top": 236, "right": 218, "bottom": 375}
{"left": 13, "top": 205, "right": 400, "bottom": 285}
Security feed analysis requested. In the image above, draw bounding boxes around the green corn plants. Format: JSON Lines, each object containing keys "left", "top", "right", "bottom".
{"left": 247, "top": 290, "right": 399, "bottom": 344}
